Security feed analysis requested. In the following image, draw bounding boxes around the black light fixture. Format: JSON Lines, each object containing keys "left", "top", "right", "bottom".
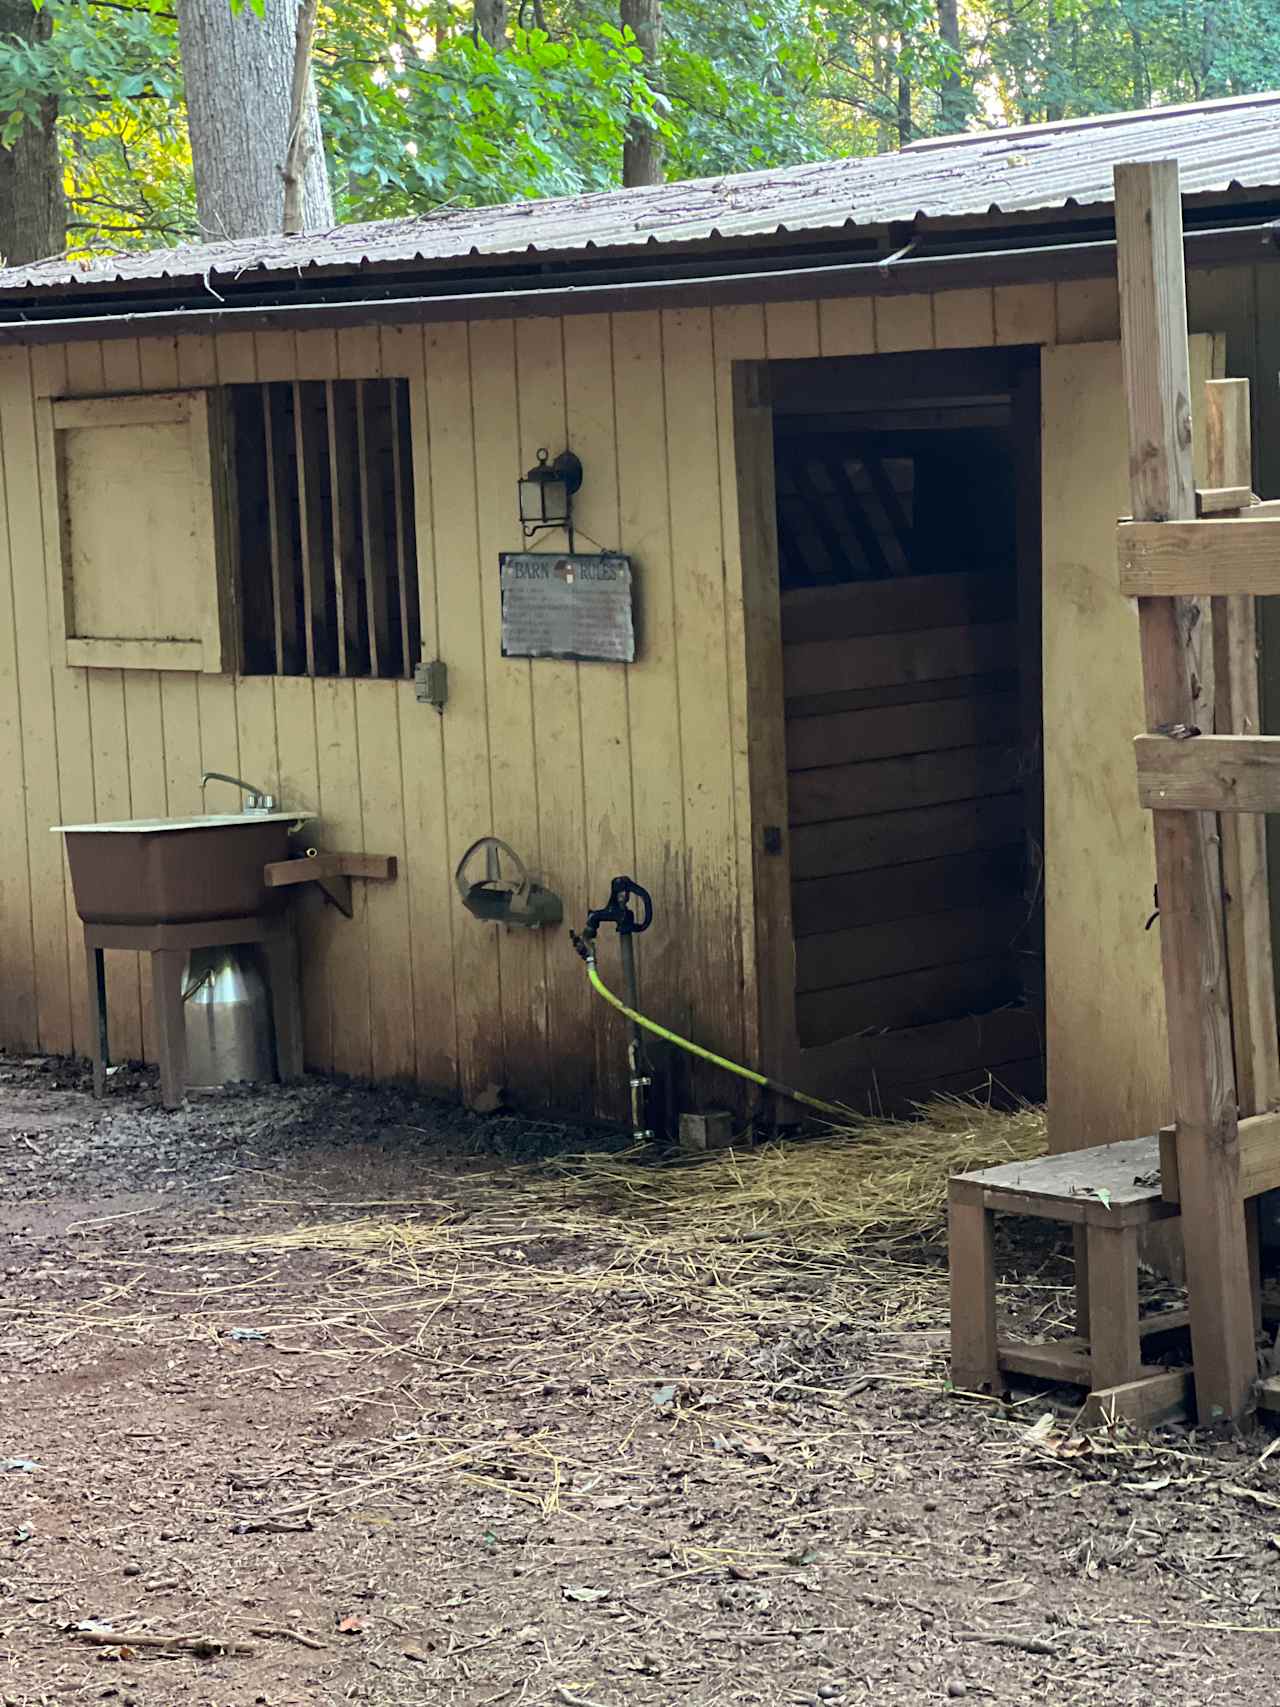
{"left": 519, "top": 447, "right": 583, "bottom": 539}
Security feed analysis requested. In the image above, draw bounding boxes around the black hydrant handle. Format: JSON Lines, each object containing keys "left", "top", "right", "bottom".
{"left": 583, "top": 874, "right": 652, "bottom": 940}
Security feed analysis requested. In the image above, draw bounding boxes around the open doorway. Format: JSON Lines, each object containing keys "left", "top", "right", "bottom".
{"left": 768, "top": 347, "right": 1044, "bottom": 1108}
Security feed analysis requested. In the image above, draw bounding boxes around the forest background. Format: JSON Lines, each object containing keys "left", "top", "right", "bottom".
{"left": 0, "top": 0, "right": 1274, "bottom": 265}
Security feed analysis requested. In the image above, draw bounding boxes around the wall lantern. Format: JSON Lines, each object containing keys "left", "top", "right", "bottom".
{"left": 519, "top": 447, "right": 583, "bottom": 539}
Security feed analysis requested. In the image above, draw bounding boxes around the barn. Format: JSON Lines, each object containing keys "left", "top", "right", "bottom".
{"left": 0, "top": 91, "right": 1278, "bottom": 1145}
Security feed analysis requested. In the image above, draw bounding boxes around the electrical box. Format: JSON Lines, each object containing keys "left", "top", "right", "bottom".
{"left": 414, "top": 658, "right": 448, "bottom": 708}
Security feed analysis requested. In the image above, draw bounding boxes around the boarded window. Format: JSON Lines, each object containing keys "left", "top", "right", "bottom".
{"left": 230, "top": 379, "right": 421, "bottom": 679}
{"left": 48, "top": 390, "right": 232, "bottom": 673}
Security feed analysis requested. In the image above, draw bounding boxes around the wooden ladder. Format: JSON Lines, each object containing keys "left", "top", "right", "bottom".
{"left": 1115, "top": 159, "right": 1280, "bottom": 1423}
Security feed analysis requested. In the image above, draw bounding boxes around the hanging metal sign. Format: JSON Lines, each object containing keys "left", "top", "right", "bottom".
{"left": 499, "top": 552, "right": 635, "bottom": 663}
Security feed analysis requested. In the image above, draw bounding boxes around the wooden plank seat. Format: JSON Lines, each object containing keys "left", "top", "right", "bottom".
{"left": 949, "top": 1133, "right": 1190, "bottom": 1420}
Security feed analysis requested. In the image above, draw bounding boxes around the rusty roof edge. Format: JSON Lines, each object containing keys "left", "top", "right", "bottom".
{"left": 1, "top": 215, "right": 1274, "bottom": 346}
{"left": 0, "top": 184, "right": 1270, "bottom": 311}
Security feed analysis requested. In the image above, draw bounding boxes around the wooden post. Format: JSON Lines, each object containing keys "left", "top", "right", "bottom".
{"left": 948, "top": 1189, "right": 999, "bottom": 1394}
{"left": 1115, "top": 160, "right": 1255, "bottom": 1423}
{"left": 1206, "top": 377, "right": 1280, "bottom": 1118}
{"left": 1084, "top": 1225, "right": 1142, "bottom": 1389}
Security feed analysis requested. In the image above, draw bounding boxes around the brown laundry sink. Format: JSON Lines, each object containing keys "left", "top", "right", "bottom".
{"left": 54, "top": 814, "right": 307, "bottom": 926}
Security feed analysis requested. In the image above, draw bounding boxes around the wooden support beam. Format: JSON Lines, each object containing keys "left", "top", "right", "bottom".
{"left": 1197, "top": 486, "right": 1255, "bottom": 515}
{"left": 1160, "top": 1109, "right": 1280, "bottom": 1203}
{"left": 1204, "top": 377, "right": 1280, "bottom": 1121}
{"left": 997, "top": 1338, "right": 1092, "bottom": 1386}
{"left": 1077, "top": 1369, "right": 1193, "bottom": 1429}
{"left": 1086, "top": 1224, "right": 1143, "bottom": 1390}
{"left": 949, "top": 1193, "right": 998, "bottom": 1393}
{"left": 1118, "top": 516, "right": 1280, "bottom": 596}
{"left": 1136, "top": 732, "right": 1280, "bottom": 810}
{"left": 1116, "top": 158, "right": 1255, "bottom": 1425}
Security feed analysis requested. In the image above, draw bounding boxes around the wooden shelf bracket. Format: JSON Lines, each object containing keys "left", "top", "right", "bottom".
{"left": 264, "top": 851, "right": 398, "bottom": 919}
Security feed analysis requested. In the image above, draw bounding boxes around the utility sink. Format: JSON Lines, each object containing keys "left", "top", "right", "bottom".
{"left": 53, "top": 812, "right": 309, "bottom": 926}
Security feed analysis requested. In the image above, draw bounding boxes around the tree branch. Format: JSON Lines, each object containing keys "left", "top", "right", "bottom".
{"left": 282, "top": 0, "right": 320, "bottom": 234}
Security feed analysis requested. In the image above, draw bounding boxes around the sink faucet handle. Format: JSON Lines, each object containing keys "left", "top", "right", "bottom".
{"left": 200, "top": 770, "right": 275, "bottom": 813}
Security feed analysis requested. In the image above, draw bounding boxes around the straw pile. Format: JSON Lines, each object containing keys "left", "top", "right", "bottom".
{"left": 32, "top": 1096, "right": 1053, "bottom": 1402}
{"left": 536, "top": 1094, "right": 1048, "bottom": 1253}
{"left": 164, "top": 1097, "right": 1046, "bottom": 1338}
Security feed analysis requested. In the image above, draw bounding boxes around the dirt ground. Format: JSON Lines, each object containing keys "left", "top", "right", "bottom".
{"left": 4, "top": 1058, "right": 1280, "bottom": 1705}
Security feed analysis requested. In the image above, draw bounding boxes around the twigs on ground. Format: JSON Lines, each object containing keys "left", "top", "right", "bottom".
{"left": 71, "top": 1629, "right": 256, "bottom": 1658}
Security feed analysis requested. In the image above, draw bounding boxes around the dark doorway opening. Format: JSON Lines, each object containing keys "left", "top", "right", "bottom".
{"left": 771, "top": 347, "right": 1044, "bottom": 1104}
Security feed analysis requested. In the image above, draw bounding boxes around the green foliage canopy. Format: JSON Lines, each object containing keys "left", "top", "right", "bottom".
{"left": 0, "top": 0, "right": 1278, "bottom": 254}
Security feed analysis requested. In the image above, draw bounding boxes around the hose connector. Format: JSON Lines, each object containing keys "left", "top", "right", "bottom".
{"left": 569, "top": 929, "right": 596, "bottom": 965}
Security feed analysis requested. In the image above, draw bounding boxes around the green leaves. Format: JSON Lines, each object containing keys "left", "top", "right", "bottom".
{"left": 4, "top": 0, "right": 1280, "bottom": 256}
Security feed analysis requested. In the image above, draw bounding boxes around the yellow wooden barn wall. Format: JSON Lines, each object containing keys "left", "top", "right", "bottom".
{"left": 0, "top": 268, "right": 1264, "bottom": 1121}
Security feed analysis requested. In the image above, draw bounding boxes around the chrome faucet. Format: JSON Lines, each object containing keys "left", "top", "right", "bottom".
{"left": 200, "top": 770, "right": 276, "bottom": 813}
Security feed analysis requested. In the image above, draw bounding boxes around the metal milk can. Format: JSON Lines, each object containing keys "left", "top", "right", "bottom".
{"left": 182, "top": 947, "right": 275, "bottom": 1086}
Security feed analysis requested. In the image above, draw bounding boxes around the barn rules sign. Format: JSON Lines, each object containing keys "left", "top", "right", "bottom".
{"left": 499, "top": 552, "right": 635, "bottom": 663}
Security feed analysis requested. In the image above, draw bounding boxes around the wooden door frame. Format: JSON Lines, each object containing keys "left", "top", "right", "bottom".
{"left": 732, "top": 359, "right": 798, "bottom": 1084}
{"left": 733, "top": 346, "right": 1048, "bottom": 1106}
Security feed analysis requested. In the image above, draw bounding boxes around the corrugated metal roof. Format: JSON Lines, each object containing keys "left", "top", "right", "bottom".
{"left": 4, "top": 89, "right": 1280, "bottom": 297}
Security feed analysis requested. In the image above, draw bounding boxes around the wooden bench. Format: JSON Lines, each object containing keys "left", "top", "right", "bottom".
{"left": 949, "top": 1133, "right": 1198, "bottom": 1424}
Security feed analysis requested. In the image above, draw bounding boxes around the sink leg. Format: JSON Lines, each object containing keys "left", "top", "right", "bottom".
{"left": 150, "top": 948, "right": 188, "bottom": 1112}
{"left": 264, "top": 921, "right": 304, "bottom": 1081}
{"left": 85, "top": 939, "right": 108, "bottom": 1098}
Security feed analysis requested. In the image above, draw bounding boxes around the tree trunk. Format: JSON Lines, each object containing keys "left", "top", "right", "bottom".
{"left": 474, "top": 0, "right": 507, "bottom": 49}
{"left": 282, "top": 0, "right": 320, "bottom": 233}
{"left": 897, "top": 54, "right": 913, "bottom": 146}
{"left": 177, "top": 0, "right": 333, "bottom": 241}
{"left": 872, "top": 43, "right": 892, "bottom": 153}
{"left": 0, "top": 0, "right": 65, "bottom": 265}
{"left": 1200, "top": 4, "right": 1223, "bottom": 97}
{"left": 621, "top": 0, "right": 662, "bottom": 188}
{"left": 935, "top": 0, "right": 966, "bottom": 133}
{"left": 1044, "top": 0, "right": 1064, "bottom": 121}
{"left": 1129, "top": 23, "right": 1146, "bottom": 107}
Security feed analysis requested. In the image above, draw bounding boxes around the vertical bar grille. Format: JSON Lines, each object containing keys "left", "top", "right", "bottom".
{"left": 231, "top": 378, "right": 420, "bottom": 678}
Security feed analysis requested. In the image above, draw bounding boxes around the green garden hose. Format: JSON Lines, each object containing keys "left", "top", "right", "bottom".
{"left": 579, "top": 945, "right": 850, "bottom": 1123}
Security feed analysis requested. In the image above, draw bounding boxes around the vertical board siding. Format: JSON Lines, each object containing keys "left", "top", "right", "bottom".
{"left": 425, "top": 321, "right": 504, "bottom": 1102}
{"left": 0, "top": 347, "right": 36, "bottom": 1050}
{"left": 32, "top": 341, "right": 90, "bottom": 1057}
{"left": 994, "top": 283, "right": 1057, "bottom": 346}
{"left": 713, "top": 304, "right": 769, "bottom": 1069}
{"left": 470, "top": 318, "right": 549, "bottom": 1109}
{"left": 389, "top": 321, "right": 457, "bottom": 1092}
{"left": 934, "top": 289, "right": 996, "bottom": 348}
{"left": 662, "top": 307, "right": 744, "bottom": 1091}
{"left": 0, "top": 287, "right": 997, "bottom": 1108}
{"left": 1, "top": 272, "right": 1189, "bottom": 1133}
{"left": 563, "top": 313, "right": 637, "bottom": 1113}
{"left": 611, "top": 310, "right": 689, "bottom": 1110}
{"left": 115, "top": 337, "right": 166, "bottom": 1061}
{"left": 71, "top": 338, "right": 143, "bottom": 1059}
{"left": 515, "top": 315, "right": 594, "bottom": 1112}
